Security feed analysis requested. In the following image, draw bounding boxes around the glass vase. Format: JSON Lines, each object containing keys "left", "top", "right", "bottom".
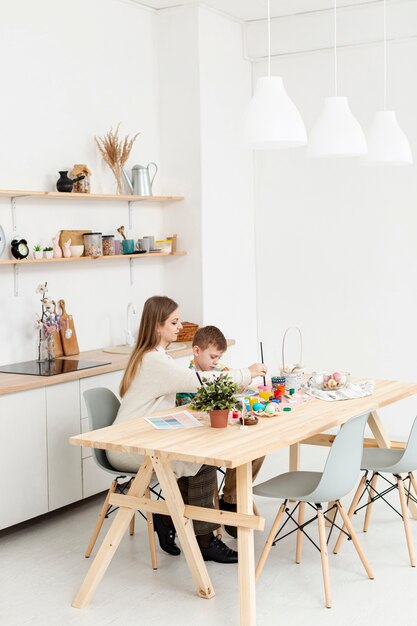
{"left": 38, "top": 331, "right": 55, "bottom": 362}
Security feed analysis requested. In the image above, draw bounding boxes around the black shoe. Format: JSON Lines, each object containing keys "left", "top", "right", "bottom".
{"left": 200, "top": 536, "right": 238, "bottom": 563}
{"left": 153, "top": 513, "right": 181, "bottom": 556}
{"left": 219, "top": 498, "right": 238, "bottom": 538}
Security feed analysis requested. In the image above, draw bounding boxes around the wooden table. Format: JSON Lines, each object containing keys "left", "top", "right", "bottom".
{"left": 69, "top": 378, "right": 417, "bottom": 626}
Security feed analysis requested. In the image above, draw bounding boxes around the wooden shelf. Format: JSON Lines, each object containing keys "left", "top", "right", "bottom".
{"left": 0, "top": 252, "right": 187, "bottom": 266}
{"left": 0, "top": 189, "right": 183, "bottom": 202}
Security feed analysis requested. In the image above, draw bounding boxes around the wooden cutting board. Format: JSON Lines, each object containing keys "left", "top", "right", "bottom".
{"left": 52, "top": 301, "right": 63, "bottom": 358}
{"left": 58, "top": 299, "right": 80, "bottom": 356}
{"left": 59, "top": 230, "right": 91, "bottom": 248}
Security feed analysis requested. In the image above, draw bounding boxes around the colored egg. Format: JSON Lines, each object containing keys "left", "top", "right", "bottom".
{"left": 252, "top": 402, "right": 264, "bottom": 412}
{"left": 333, "top": 371, "right": 342, "bottom": 382}
{"left": 265, "top": 404, "right": 276, "bottom": 415}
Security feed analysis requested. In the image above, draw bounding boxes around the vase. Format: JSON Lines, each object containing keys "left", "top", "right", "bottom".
{"left": 208, "top": 410, "right": 229, "bottom": 429}
{"left": 38, "top": 332, "right": 55, "bottom": 362}
{"left": 56, "top": 171, "right": 73, "bottom": 192}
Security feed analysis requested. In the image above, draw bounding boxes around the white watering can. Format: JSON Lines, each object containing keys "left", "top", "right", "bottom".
{"left": 122, "top": 163, "right": 158, "bottom": 196}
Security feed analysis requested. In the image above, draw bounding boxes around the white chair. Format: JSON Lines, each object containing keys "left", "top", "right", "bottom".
{"left": 83, "top": 387, "right": 158, "bottom": 568}
{"left": 334, "top": 416, "right": 417, "bottom": 567}
{"left": 253, "top": 413, "right": 373, "bottom": 608}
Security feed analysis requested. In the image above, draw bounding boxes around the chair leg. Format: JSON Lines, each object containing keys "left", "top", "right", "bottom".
{"left": 363, "top": 472, "right": 378, "bottom": 532}
{"left": 397, "top": 476, "right": 416, "bottom": 567}
{"left": 317, "top": 508, "right": 332, "bottom": 608}
{"left": 129, "top": 514, "right": 135, "bottom": 536}
{"left": 295, "top": 502, "right": 305, "bottom": 564}
{"left": 333, "top": 474, "right": 366, "bottom": 554}
{"left": 85, "top": 479, "right": 118, "bottom": 558}
{"left": 256, "top": 501, "right": 286, "bottom": 582}
{"left": 145, "top": 486, "right": 158, "bottom": 570}
{"left": 336, "top": 501, "right": 374, "bottom": 579}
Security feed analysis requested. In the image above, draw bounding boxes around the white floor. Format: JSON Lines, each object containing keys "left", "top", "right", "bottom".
{"left": 1, "top": 478, "right": 416, "bottom": 626}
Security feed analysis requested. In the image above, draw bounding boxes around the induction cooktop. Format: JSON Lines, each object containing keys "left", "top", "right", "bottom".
{"left": 0, "top": 359, "right": 111, "bottom": 377}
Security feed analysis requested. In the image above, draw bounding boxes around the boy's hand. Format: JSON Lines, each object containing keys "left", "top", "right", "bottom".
{"left": 249, "top": 363, "right": 268, "bottom": 379}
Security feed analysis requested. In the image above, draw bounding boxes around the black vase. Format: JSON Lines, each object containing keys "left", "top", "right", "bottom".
{"left": 56, "top": 171, "right": 73, "bottom": 192}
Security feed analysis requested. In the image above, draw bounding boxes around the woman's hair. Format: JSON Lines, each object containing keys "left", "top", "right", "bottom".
{"left": 119, "top": 295, "right": 178, "bottom": 397}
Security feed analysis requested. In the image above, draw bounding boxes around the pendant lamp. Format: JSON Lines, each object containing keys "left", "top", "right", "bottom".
{"left": 364, "top": 0, "right": 412, "bottom": 165}
{"left": 244, "top": 0, "right": 307, "bottom": 149}
{"left": 307, "top": 0, "right": 367, "bottom": 158}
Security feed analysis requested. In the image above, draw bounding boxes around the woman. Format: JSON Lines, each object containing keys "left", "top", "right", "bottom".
{"left": 107, "top": 296, "right": 267, "bottom": 563}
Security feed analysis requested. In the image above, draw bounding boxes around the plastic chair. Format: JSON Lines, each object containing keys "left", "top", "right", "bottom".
{"left": 83, "top": 387, "right": 158, "bottom": 568}
{"left": 253, "top": 413, "right": 373, "bottom": 608}
{"left": 334, "top": 416, "right": 417, "bottom": 567}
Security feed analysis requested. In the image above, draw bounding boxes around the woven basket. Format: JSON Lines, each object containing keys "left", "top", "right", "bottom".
{"left": 280, "top": 326, "right": 304, "bottom": 391}
{"left": 176, "top": 322, "right": 199, "bottom": 342}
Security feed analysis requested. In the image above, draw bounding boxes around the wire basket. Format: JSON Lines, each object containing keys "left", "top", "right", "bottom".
{"left": 280, "top": 326, "right": 304, "bottom": 391}
{"left": 176, "top": 322, "right": 199, "bottom": 342}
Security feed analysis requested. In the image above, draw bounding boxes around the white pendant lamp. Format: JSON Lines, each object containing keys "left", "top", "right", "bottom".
{"left": 308, "top": 0, "right": 367, "bottom": 158}
{"left": 365, "top": 0, "right": 413, "bottom": 165}
{"left": 244, "top": 0, "right": 307, "bottom": 149}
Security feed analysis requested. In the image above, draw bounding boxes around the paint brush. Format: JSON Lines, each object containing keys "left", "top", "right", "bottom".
{"left": 260, "top": 341, "right": 266, "bottom": 386}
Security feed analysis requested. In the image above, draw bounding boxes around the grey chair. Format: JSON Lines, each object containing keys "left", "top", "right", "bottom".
{"left": 83, "top": 387, "right": 158, "bottom": 568}
{"left": 253, "top": 413, "right": 373, "bottom": 608}
{"left": 334, "top": 416, "right": 417, "bottom": 567}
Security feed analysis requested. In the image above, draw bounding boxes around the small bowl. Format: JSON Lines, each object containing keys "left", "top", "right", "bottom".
{"left": 310, "top": 371, "right": 350, "bottom": 390}
{"left": 70, "top": 245, "right": 84, "bottom": 257}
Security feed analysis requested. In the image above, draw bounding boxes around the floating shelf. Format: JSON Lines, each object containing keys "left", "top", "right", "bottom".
{"left": 0, "top": 252, "right": 186, "bottom": 266}
{"left": 0, "top": 189, "right": 184, "bottom": 202}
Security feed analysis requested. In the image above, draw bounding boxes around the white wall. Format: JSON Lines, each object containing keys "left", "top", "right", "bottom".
{"left": 198, "top": 7, "right": 258, "bottom": 366}
{"left": 244, "top": 1, "right": 417, "bottom": 440}
{"left": 0, "top": 0, "right": 171, "bottom": 364}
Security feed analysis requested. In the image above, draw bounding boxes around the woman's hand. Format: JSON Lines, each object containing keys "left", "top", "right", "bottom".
{"left": 248, "top": 363, "right": 268, "bottom": 379}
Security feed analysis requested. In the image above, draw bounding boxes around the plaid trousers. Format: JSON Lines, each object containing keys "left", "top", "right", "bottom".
{"left": 178, "top": 464, "right": 219, "bottom": 536}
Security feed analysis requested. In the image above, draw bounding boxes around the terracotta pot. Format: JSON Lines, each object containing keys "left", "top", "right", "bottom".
{"left": 208, "top": 409, "right": 229, "bottom": 429}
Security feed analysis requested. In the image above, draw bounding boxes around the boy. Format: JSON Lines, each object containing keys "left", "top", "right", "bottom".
{"left": 176, "top": 325, "right": 265, "bottom": 537}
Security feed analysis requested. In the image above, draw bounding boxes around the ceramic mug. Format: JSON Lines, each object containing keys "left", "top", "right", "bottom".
{"left": 143, "top": 235, "right": 155, "bottom": 251}
{"left": 137, "top": 238, "right": 150, "bottom": 252}
{"left": 122, "top": 239, "right": 135, "bottom": 254}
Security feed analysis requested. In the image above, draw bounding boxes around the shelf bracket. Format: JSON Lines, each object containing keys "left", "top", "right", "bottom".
{"left": 13, "top": 264, "right": 19, "bottom": 297}
{"left": 129, "top": 258, "right": 133, "bottom": 286}
{"left": 128, "top": 201, "right": 133, "bottom": 230}
{"left": 11, "top": 197, "right": 17, "bottom": 233}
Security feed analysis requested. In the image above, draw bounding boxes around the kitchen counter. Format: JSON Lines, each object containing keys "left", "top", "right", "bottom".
{"left": 0, "top": 340, "right": 235, "bottom": 396}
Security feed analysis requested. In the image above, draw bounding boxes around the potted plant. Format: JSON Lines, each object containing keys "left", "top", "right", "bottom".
{"left": 190, "top": 373, "right": 239, "bottom": 428}
{"left": 43, "top": 246, "right": 53, "bottom": 259}
{"left": 33, "top": 244, "right": 42, "bottom": 260}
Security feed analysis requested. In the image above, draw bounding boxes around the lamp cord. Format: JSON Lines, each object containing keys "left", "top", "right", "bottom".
{"left": 383, "top": 0, "right": 387, "bottom": 110}
{"left": 267, "top": 0, "right": 271, "bottom": 77}
{"left": 334, "top": 0, "right": 338, "bottom": 96}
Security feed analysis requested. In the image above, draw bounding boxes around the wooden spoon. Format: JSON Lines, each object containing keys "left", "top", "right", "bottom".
{"left": 117, "top": 226, "right": 127, "bottom": 240}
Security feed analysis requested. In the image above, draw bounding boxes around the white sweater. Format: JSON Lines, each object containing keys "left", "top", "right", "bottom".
{"left": 106, "top": 350, "right": 251, "bottom": 478}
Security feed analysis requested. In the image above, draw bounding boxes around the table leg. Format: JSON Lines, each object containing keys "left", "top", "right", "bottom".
{"left": 369, "top": 410, "right": 417, "bottom": 520}
{"left": 237, "top": 462, "right": 256, "bottom": 626}
{"left": 150, "top": 455, "right": 214, "bottom": 599}
{"left": 72, "top": 457, "right": 154, "bottom": 608}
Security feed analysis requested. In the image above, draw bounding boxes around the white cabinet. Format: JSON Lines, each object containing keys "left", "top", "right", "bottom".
{"left": 46, "top": 381, "right": 82, "bottom": 511}
{"left": 0, "top": 388, "right": 48, "bottom": 529}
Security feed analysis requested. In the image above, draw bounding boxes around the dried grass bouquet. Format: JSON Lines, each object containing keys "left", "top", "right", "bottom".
{"left": 95, "top": 124, "right": 139, "bottom": 194}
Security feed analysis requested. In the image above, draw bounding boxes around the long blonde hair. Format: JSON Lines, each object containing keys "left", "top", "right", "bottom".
{"left": 120, "top": 295, "right": 178, "bottom": 397}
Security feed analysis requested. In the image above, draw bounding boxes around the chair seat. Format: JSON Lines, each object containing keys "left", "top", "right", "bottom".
{"left": 361, "top": 448, "right": 405, "bottom": 472}
{"left": 253, "top": 471, "right": 323, "bottom": 501}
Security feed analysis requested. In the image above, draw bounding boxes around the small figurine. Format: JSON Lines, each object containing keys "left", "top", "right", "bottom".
{"left": 52, "top": 233, "right": 63, "bottom": 258}
{"left": 62, "top": 239, "right": 72, "bottom": 258}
